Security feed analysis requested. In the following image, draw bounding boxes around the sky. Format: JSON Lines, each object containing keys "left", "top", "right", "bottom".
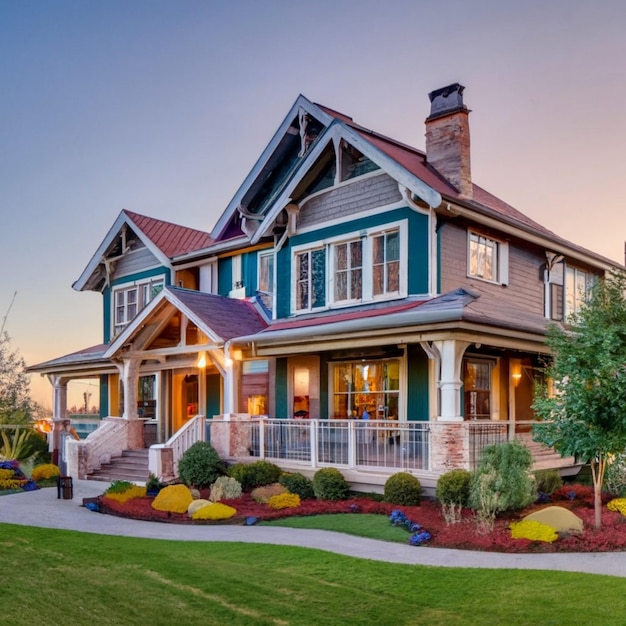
{"left": 2, "top": 0, "right": 626, "bottom": 409}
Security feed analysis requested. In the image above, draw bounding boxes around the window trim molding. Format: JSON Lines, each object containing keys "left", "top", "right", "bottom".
{"left": 112, "top": 277, "right": 164, "bottom": 337}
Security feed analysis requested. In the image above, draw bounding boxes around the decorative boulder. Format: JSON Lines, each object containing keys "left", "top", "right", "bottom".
{"left": 523, "top": 505, "right": 583, "bottom": 533}
{"left": 188, "top": 498, "right": 211, "bottom": 516}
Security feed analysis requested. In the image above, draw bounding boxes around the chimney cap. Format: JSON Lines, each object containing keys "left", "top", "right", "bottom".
{"left": 427, "top": 83, "right": 468, "bottom": 120}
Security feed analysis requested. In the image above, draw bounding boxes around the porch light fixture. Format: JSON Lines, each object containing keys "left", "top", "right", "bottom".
{"left": 511, "top": 360, "right": 522, "bottom": 387}
{"left": 197, "top": 352, "right": 207, "bottom": 369}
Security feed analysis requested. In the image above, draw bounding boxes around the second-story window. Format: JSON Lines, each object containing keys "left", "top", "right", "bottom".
{"left": 373, "top": 230, "right": 400, "bottom": 296}
{"left": 333, "top": 239, "right": 362, "bottom": 302}
{"left": 296, "top": 248, "right": 325, "bottom": 311}
{"left": 565, "top": 267, "right": 591, "bottom": 318}
{"left": 257, "top": 251, "right": 274, "bottom": 313}
{"left": 113, "top": 278, "right": 164, "bottom": 335}
{"left": 468, "top": 231, "right": 508, "bottom": 284}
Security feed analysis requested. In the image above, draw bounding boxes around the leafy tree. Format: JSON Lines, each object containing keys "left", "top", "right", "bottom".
{"left": 0, "top": 331, "right": 34, "bottom": 425}
{"left": 533, "top": 271, "right": 626, "bottom": 528}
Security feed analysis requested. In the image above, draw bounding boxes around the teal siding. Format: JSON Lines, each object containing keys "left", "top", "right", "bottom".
{"left": 406, "top": 345, "right": 429, "bottom": 421}
{"left": 275, "top": 358, "right": 288, "bottom": 418}
{"left": 275, "top": 207, "right": 430, "bottom": 319}
{"left": 205, "top": 373, "right": 221, "bottom": 419}
{"left": 99, "top": 375, "right": 109, "bottom": 418}
{"left": 109, "top": 266, "right": 169, "bottom": 288}
{"left": 243, "top": 250, "right": 258, "bottom": 297}
{"left": 103, "top": 291, "right": 111, "bottom": 343}
{"left": 218, "top": 257, "right": 232, "bottom": 296}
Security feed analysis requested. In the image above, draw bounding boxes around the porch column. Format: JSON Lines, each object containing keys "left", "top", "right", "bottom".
{"left": 433, "top": 339, "right": 470, "bottom": 421}
{"left": 223, "top": 358, "right": 240, "bottom": 414}
{"left": 118, "top": 356, "right": 143, "bottom": 449}
{"left": 47, "top": 375, "right": 70, "bottom": 463}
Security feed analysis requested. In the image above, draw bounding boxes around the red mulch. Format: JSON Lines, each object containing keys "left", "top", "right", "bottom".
{"left": 96, "top": 485, "right": 626, "bottom": 553}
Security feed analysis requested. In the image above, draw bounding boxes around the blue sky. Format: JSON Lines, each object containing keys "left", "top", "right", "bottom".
{"left": 2, "top": 0, "right": 626, "bottom": 407}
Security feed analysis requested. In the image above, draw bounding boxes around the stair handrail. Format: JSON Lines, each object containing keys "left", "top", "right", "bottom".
{"left": 149, "top": 415, "right": 205, "bottom": 480}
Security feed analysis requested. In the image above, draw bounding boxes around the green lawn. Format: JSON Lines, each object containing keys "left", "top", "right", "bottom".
{"left": 262, "top": 513, "right": 413, "bottom": 543}
{"left": 1, "top": 523, "right": 625, "bottom": 625}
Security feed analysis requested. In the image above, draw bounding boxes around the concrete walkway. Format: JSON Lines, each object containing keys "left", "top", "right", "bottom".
{"left": 1, "top": 479, "right": 625, "bottom": 578}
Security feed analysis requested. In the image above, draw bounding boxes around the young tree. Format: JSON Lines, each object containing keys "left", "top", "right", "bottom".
{"left": 0, "top": 331, "right": 34, "bottom": 425}
{"left": 533, "top": 271, "right": 626, "bottom": 528}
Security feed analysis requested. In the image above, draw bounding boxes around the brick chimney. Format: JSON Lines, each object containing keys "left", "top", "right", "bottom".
{"left": 425, "top": 83, "right": 472, "bottom": 198}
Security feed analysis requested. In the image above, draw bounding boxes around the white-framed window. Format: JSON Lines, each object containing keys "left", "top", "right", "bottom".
{"left": 333, "top": 239, "right": 362, "bottom": 303}
{"left": 468, "top": 231, "right": 509, "bottom": 284}
{"left": 292, "top": 222, "right": 406, "bottom": 313}
{"left": 565, "top": 267, "right": 592, "bottom": 318}
{"left": 257, "top": 251, "right": 275, "bottom": 313}
{"left": 372, "top": 230, "right": 400, "bottom": 296}
{"left": 295, "top": 248, "right": 326, "bottom": 311}
{"left": 113, "top": 278, "right": 164, "bottom": 335}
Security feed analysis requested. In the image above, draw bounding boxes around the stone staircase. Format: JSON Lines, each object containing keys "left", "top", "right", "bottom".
{"left": 86, "top": 449, "right": 149, "bottom": 483}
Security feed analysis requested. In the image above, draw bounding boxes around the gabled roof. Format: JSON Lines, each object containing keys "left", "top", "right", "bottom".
{"left": 73, "top": 210, "right": 213, "bottom": 292}
{"left": 104, "top": 286, "right": 268, "bottom": 357}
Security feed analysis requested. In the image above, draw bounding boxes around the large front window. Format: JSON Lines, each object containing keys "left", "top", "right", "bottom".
{"left": 113, "top": 278, "right": 164, "bottom": 335}
{"left": 331, "top": 359, "right": 400, "bottom": 420}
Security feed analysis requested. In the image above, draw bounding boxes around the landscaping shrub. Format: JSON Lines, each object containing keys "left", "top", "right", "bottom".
{"left": 605, "top": 453, "right": 626, "bottom": 496}
{"left": 228, "top": 460, "right": 282, "bottom": 491}
{"left": 469, "top": 440, "right": 536, "bottom": 532}
{"left": 191, "top": 502, "right": 237, "bottom": 521}
{"left": 279, "top": 472, "right": 315, "bottom": 500}
{"left": 510, "top": 519, "right": 558, "bottom": 543}
{"left": 103, "top": 485, "right": 146, "bottom": 503}
{"left": 312, "top": 468, "right": 350, "bottom": 501}
{"left": 268, "top": 492, "right": 301, "bottom": 510}
{"left": 178, "top": 441, "right": 224, "bottom": 488}
{"left": 383, "top": 472, "right": 422, "bottom": 506}
{"left": 251, "top": 483, "right": 286, "bottom": 503}
{"left": 32, "top": 463, "right": 60, "bottom": 482}
{"left": 104, "top": 480, "right": 135, "bottom": 495}
{"left": 436, "top": 469, "right": 472, "bottom": 524}
{"left": 534, "top": 469, "right": 563, "bottom": 498}
{"left": 152, "top": 484, "right": 194, "bottom": 513}
{"left": 209, "top": 476, "right": 242, "bottom": 502}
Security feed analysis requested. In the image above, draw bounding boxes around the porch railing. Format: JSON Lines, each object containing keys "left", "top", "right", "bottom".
{"left": 242, "top": 419, "right": 430, "bottom": 472}
{"left": 149, "top": 414, "right": 205, "bottom": 480}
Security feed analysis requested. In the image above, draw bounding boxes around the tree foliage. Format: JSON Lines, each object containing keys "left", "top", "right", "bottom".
{"left": 532, "top": 270, "right": 626, "bottom": 527}
{"left": 0, "top": 331, "right": 34, "bottom": 425}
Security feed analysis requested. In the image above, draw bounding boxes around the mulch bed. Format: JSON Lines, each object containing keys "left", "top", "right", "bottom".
{"left": 96, "top": 484, "right": 626, "bottom": 553}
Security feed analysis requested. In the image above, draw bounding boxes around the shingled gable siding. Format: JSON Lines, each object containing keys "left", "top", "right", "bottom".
{"left": 438, "top": 221, "right": 545, "bottom": 315}
{"left": 114, "top": 243, "right": 159, "bottom": 277}
{"left": 299, "top": 172, "right": 402, "bottom": 229}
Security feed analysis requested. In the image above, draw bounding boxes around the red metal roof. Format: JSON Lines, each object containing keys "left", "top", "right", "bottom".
{"left": 124, "top": 210, "right": 213, "bottom": 258}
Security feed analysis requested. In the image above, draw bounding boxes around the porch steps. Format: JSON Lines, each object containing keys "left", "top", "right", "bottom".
{"left": 86, "top": 449, "right": 149, "bottom": 483}
{"left": 517, "top": 435, "right": 582, "bottom": 477}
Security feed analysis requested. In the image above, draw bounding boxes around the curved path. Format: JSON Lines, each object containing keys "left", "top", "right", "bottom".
{"left": 1, "top": 479, "right": 624, "bottom": 578}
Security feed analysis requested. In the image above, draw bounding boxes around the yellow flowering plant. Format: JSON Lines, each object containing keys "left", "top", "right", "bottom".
{"left": 268, "top": 492, "right": 301, "bottom": 510}
{"left": 510, "top": 519, "right": 558, "bottom": 543}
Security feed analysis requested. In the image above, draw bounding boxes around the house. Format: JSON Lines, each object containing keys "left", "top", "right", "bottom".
{"left": 27, "top": 83, "right": 620, "bottom": 491}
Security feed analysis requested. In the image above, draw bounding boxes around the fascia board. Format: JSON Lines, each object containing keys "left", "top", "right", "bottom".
{"left": 211, "top": 95, "right": 334, "bottom": 240}
{"left": 104, "top": 288, "right": 224, "bottom": 358}
{"left": 73, "top": 210, "right": 173, "bottom": 292}
{"left": 250, "top": 122, "right": 442, "bottom": 244}
{"left": 446, "top": 201, "right": 619, "bottom": 272}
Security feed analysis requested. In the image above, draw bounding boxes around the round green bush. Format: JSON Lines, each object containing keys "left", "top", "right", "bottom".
{"left": 383, "top": 472, "right": 422, "bottom": 506}
{"left": 312, "top": 468, "right": 350, "bottom": 501}
{"left": 436, "top": 469, "right": 472, "bottom": 506}
{"left": 177, "top": 441, "right": 224, "bottom": 488}
{"left": 279, "top": 472, "right": 315, "bottom": 500}
{"left": 227, "top": 460, "right": 282, "bottom": 491}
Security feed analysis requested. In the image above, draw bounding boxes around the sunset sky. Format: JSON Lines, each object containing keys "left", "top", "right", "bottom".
{"left": 2, "top": 0, "right": 626, "bottom": 408}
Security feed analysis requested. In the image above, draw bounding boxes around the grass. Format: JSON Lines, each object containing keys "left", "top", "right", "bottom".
{"left": 2, "top": 522, "right": 626, "bottom": 625}
{"left": 261, "top": 513, "right": 413, "bottom": 543}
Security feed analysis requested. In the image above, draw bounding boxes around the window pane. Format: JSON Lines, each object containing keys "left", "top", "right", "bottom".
{"left": 386, "top": 231, "right": 399, "bottom": 261}
{"left": 373, "top": 265, "right": 384, "bottom": 296}
{"left": 311, "top": 249, "right": 326, "bottom": 308}
{"left": 351, "top": 268, "right": 362, "bottom": 299}
{"left": 335, "top": 271, "right": 347, "bottom": 301}
{"left": 335, "top": 244, "right": 347, "bottom": 271}
{"left": 373, "top": 236, "right": 384, "bottom": 264}
{"left": 387, "top": 261, "right": 400, "bottom": 292}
